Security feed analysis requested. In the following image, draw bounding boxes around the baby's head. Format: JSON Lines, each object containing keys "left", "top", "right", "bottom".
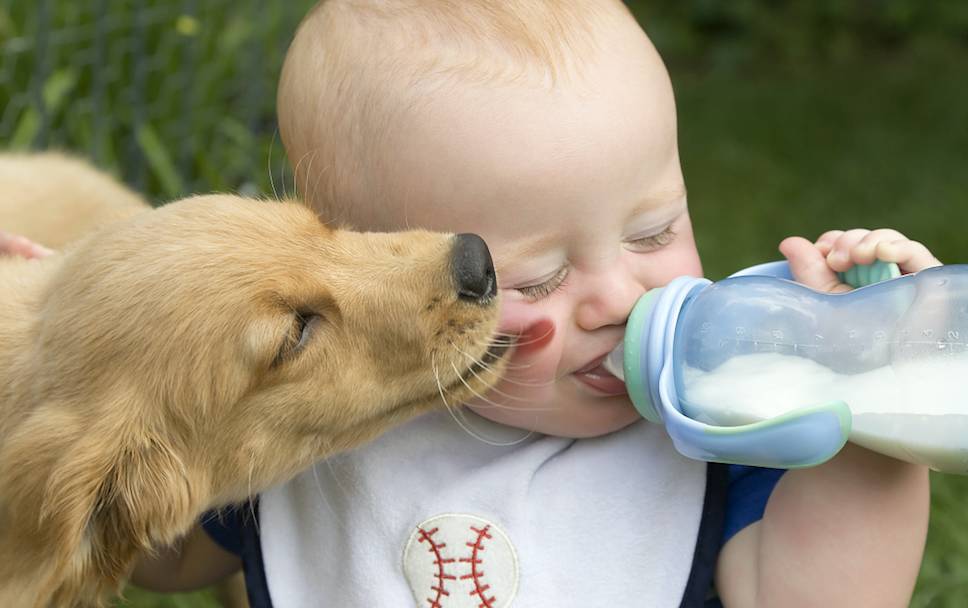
{"left": 278, "top": 0, "right": 702, "bottom": 437}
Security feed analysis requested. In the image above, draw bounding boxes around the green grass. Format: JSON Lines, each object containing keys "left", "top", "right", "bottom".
{"left": 114, "top": 587, "right": 222, "bottom": 608}
{"left": 3, "top": 3, "right": 968, "bottom": 607}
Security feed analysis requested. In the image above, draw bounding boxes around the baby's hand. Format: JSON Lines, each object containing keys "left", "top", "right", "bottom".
{"left": 780, "top": 228, "right": 941, "bottom": 293}
{"left": 0, "top": 230, "right": 54, "bottom": 259}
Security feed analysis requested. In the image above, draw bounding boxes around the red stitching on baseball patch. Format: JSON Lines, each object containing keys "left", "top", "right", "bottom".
{"left": 418, "top": 526, "right": 456, "bottom": 608}
{"left": 460, "top": 525, "right": 496, "bottom": 608}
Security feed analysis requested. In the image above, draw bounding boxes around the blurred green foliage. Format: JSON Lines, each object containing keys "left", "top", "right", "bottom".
{"left": 3, "top": 2, "right": 968, "bottom": 607}
{"left": 0, "top": 0, "right": 315, "bottom": 202}
{"left": 676, "top": 60, "right": 968, "bottom": 278}
{"left": 627, "top": 0, "right": 968, "bottom": 72}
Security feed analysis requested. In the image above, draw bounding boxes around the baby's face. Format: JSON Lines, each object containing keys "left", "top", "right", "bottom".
{"left": 358, "top": 22, "right": 701, "bottom": 437}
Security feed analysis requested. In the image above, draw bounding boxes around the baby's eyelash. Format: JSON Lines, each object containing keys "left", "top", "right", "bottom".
{"left": 627, "top": 225, "right": 677, "bottom": 250}
{"left": 513, "top": 226, "right": 676, "bottom": 301}
{"left": 516, "top": 266, "right": 569, "bottom": 300}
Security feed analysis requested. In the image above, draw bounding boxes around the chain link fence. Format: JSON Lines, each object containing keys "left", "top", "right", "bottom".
{"left": 1, "top": 0, "right": 316, "bottom": 203}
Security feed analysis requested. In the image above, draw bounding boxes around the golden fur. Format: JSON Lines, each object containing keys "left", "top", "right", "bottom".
{"left": 0, "top": 154, "right": 147, "bottom": 248}
{"left": 0, "top": 154, "right": 508, "bottom": 606}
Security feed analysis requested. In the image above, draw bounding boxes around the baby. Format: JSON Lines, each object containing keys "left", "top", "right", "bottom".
{"left": 134, "top": 0, "right": 938, "bottom": 605}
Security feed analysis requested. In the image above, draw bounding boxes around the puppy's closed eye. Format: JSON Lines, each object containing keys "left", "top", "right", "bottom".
{"left": 274, "top": 312, "right": 324, "bottom": 367}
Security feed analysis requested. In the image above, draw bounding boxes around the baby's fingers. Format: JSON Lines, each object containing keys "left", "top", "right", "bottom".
{"left": 874, "top": 239, "right": 941, "bottom": 274}
{"left": 814, "top": 230, "right": 845, "bottom": 255}
{"left": 779, "top": 236, "right": 851, "bottom": 293}
{"left": 848, "top": 229, "right": 909, "bottom": 266}
{"left": 824, "top": 228, "right": 871, "bottom": 272}
{"left": 0, "top": 230, "right": 54, "bottom": 259}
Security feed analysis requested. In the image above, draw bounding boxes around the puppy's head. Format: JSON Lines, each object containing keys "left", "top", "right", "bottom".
{"left": 4, "top": 195, "right": 509, "bottom": 599}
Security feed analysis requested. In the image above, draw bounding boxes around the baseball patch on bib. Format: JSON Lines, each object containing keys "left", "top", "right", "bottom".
{"left": 403, "top": 513, "right": 519, "bottom": 608}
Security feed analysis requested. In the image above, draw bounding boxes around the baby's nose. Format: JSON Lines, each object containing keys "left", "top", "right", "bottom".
{"left": 575, "top": 267, "right": 645, "bottom": 331}
{"left": 451, "top": 233, "right": 497, "bottom": 304}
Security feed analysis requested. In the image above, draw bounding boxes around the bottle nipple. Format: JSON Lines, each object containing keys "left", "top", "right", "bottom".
{"left": 602, "top": 343, "right": 625, "bottom": 381}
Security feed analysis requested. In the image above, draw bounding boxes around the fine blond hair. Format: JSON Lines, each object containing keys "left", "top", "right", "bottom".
{"left": 277, "top": 0, "right": 634, "bottom": 226}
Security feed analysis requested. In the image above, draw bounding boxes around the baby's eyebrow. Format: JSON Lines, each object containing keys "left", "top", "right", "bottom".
{"left": 627, "top": 188, "right": 688, "bottom": 217}
{"left": 495, "top": 189, "right": 688, "bottom": 268}
{"left": 495, "top": 233, "right": 563, "bottom": 267}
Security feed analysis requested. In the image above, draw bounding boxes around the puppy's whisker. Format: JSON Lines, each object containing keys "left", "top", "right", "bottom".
{"left": 491, "top": 327, "right": 555, "bottom": 347}
{"left": 310, "top": 155, "right": 329, "bottom": 210}
{"left": 452, "top": 404, "right": 535, "bottom": 447}
{"left": 247, "top": 460, "right": 260, "bottom": 536}
{"left": 312, "top": 462, "right": 347, "bottom": 538}
{"left": 433, "top": 354, "right": 531, "bottom": 446}
{"left": 449, "top": 344, "right": 555, "bottom": 388}
{"left": 456, "top": 336, "right": 541, "bottom": 370}
{"left": 458, "top": 358, "right": 555, "bottom": 390}
{"left": 466, "top": 366, "right": 550, "bottom": 403}
{"left": 494, "top": 374, "right": 557, "bottom": 389}
{"left": 292, "top": 150, "right": 316, "bottom": 197}
{"left": 483, "top": 357, "right": 535, "bottom": 372}
{"left": 292, "top": 149, "right": 313, "bottom": 200}
{"left": 491, "top": 361, "right": 559, "bottom": 388}
{"left": 432, "top": 353, "right": 469, "bottom": 431}
{"left": 449, "top": 345, "right": 540, "bottom": 389}
{"left": 448, "top": 340, "right": 532, "bottom": 372}
{"left": 304, "top": 152, "right": 314, "bottom": 201}
{"left": 401, "top": 195, "right": 412, "bottom": 230}
{"left": 449, "top": 360, "right": 513, "bottom": 404}
{"left": 303, "top": 163, "right": 336, "bottom": 226}
{"left": 450, "top": 362, "right": 554, "bottom": 411}
{"left": 267, "top": 129, "right": 280, "bottom": 200}
{"left": 317, "top": 450, "right": 363, "bottom": 541}
{"left": 460, "top": 403, "right": 535, "bottom": 446}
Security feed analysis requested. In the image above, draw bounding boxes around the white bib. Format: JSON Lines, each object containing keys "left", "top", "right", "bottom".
{"left": 260, "top": 411, "right": 708, "bottom": 607}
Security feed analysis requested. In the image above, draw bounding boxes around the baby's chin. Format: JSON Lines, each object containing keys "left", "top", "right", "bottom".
{"left": 466, "top": 397, "right": 642, "bottom": 438}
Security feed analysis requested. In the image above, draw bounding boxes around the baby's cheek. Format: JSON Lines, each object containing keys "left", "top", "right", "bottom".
{"left": 645, "top": 239, "right": 703, "bottom": 287}
{"left": 513, "top": 318, "right": 556, "bottom": 356}
{"left": 467, "top": 332, "right": 562, "bottom": 428}
{"left": 495, "top": 320, "right": 563, "bottom": 400}
{"left": 489, "top": 295, "right": 563, "bottom": 399}
{"left": 511, "top": 318, "right": 561, "bottom": 374}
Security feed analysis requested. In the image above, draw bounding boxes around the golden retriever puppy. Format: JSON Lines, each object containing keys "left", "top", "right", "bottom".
{"left": 0, "top": 153, "right": 148, "bottom": 248}
{"left": 0, "top": 155, "right": 509, "bottom": 606}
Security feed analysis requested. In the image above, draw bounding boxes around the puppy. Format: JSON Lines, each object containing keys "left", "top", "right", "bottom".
{"left": 0, "top": 154, "right": 509, "bottom": 606}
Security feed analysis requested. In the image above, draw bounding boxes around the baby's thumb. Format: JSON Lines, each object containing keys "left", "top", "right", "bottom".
{"left": 779, "top": 236, "right": 850, "bottom": 293}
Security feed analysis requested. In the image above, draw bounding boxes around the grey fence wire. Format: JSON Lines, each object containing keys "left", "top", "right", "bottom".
{"left": 0, "top": 0, "right": 316, "bottom": 203}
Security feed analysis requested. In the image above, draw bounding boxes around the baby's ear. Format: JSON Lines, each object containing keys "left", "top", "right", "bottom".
{"left": 0, "top": 394, "right": 195, "bottom": 600}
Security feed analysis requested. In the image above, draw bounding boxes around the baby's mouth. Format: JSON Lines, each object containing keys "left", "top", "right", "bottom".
{"left": 573, "top": 354, "right": 627, "bottom": 397}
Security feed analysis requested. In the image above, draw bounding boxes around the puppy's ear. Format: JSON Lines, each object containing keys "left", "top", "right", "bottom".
{"left": 1, "top": 398, "right": 195, "bottom": 600}
{"left": 55, "top": 430, "right": 194, "bottom": 575}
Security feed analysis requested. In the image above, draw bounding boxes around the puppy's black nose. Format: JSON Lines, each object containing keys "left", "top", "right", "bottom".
{"left": 451, "top": 233, "right": 496, "bottom": 303}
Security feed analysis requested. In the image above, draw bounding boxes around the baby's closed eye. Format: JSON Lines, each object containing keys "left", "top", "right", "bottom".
{"left": 515, "top": 266, "right": 569, "bottom": 300}
{"left": 511, "top": 225, "right": 679, "bottom": 302}
{"left": 623, "top": 224, "right": 677, "bottom": 253}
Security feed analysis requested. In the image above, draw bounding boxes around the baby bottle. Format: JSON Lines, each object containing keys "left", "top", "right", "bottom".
{"left": 603, "top": 261, "right": 968, "bottom": 473}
